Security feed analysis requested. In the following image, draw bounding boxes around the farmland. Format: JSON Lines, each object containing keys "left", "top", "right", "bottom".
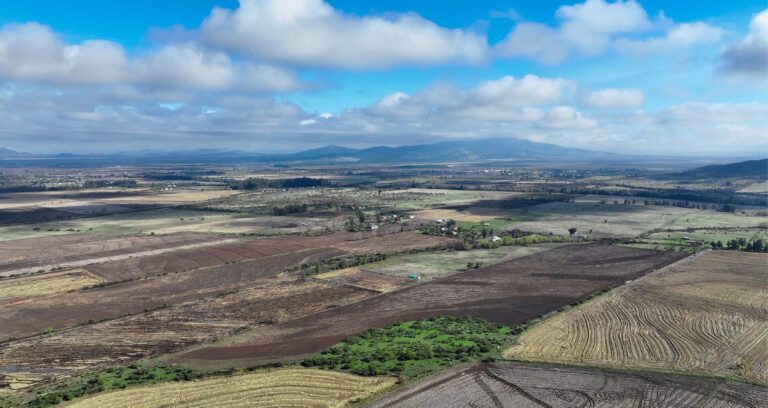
{"left": 505, "top": 250, "right": 768, "bottom": 384}
{"left": 0, "top": 231, "right": 453, "bottom": 340}
{"left": 0, "top": 277, "right": 374, "bottom": 389}
{"left": 1, "top": 157, "right": 766, "bottom": 407}
{"left": 365, "top": 244, "right": 559, "bottom": 281}
{"left": 66, "top": 368, "right": 395, "bottom": 408}
{"left": 171, "top": 244, "right": 684, "bottom": 368}
{"left": 367, "top": 362, "right": 768, "bottom": 407}
{"left": 512, "top": 200, "right": 693, "bottom": 237}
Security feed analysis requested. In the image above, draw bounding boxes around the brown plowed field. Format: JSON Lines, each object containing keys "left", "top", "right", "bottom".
{"left": 367, "top": 362, "right": 768, "bottom": 408}
{"left": 0, "top": 231, "right": 452, "bottom": 340}
{"left": 0, "top": 233, "right": 224, "bottom": 274}
{"left": 505, "top": 250, "right": 768, "bottom": 384}
{"left": 174, "top": 244, "right": 685, "bottom": 368}
{"left": 0, "top": 247, "right": 344, "bottom": 340}
{"left": 0, "top": 277, "right": 376, "bottom": 389}
{"left": 85, "top": 231, "right": 452, "bottom": 282}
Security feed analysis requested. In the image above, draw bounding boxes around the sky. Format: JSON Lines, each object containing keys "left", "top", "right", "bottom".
{"left": 0, "top": 0, "right": 766, "bottom": 156}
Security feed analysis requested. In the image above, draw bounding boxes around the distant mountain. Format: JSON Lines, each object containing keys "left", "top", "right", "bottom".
{"left": 0, "top": 147, "right": 29, "bottom": 158}
{"left": 0, "top": 138, "right": 619, "bottom": 166}
{"left": 281, "top": 138, "right": 612, "bottom": 163}
{"left": 269, "top": 145, "right": 359, "bottom": 161}
{"left": 679, "top": 158, "right": 768, "bottom": 179}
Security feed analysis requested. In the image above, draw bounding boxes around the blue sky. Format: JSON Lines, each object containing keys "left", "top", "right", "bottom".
{"left": 0, "top": 0, "right": 765, "bottom": 155}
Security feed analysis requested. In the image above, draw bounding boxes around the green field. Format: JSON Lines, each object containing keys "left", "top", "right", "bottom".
{"left": 647, "top": 228, "right": 768, "bottom": 244}
{"left": 366, "top": 244, "right": 558, "bottom": 281}
{"left": 301, "top": 316, "right": 510, "bottom": 377}
{"left": 662, "top": 212, "right": 768, "bottom": 230}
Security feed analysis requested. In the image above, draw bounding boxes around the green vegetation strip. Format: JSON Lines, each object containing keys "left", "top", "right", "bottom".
{"left": 301, "top": 316, "right": 512, "bottom": 377}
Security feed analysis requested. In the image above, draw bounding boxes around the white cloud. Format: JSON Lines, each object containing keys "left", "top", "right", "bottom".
{"left": 555, "top": 0, "right": 650, "bottom": 54}
{"left": 614, "top": 21, "right": 723, "bottom": 55}
{"left": 495, "top": 0, "right": 723, "bottom": 64}
{"left": 720, "top": 9, "right": 768, "bottom": 80}
{"left": 0, "top": 23, "right": 303, "bottom": 92}
{"left": 495, "top": 0, "right": 650, "bottom": 63}
{"left": 200, "top": 0, "right": 487, "bottom": 69}
{"left": 582, "top": 88, "right": 645, "bottom": 109}
{"left": 0, "top": 22, "right": 127, "bottom": 84}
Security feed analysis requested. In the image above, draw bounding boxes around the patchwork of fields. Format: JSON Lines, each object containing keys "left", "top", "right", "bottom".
{"left": 171, "top": 244, "right": 684, "bottom": 368}
{"left": 1, "top": 182, "right": 765, "bottom": 408}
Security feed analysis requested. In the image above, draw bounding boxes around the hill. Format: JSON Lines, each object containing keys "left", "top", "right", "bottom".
{"left": 284, "top": 138, "right": 612, "bottom": 163}
{"left": 679, "top": 158, "right": 768, "bottom": 179}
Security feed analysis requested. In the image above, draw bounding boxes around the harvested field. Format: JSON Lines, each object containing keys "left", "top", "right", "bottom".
{"left": 0, "top": 277, "right": 373, "bottom": 389}
{"left": 367, "top": 362, "right": 768, "bottom": 408}
{"left": 173, "top": 244, "right": 685, "bottom": 368}
{"left": 66, "top": 368, "right": 395, "bottom": 408}
{"left": 0, "top": 233, "right": 227, "bottom": 276}
{"left": 0, "top": 269, "right": 103, "bottom": 304}
{"left": 505, "top": 250, "right": 768, "bottom": 384}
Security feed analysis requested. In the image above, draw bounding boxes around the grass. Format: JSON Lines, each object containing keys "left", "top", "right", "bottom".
{"left": 662, "top": 212, "right": 768, "bottom": 229}
{"left": 301, "top": 316, "right": 511, "bottom": 378}
{"left": 366, "top": 244, "right": 558, "bottom": 281}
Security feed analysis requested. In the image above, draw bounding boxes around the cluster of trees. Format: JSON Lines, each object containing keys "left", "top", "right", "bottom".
{"left": 82, "top": 179, "right": 138, "bottom": 188}
{"left": 298, "top": 253, "right": 390, "bottom": 277}
{"left": 301, "top": 316, "right": 508, "bottom": 377}
{"left": 422, "top": 223, "right": 569, "bottom": 249}
{"left": 228, "top": 177, "right": 330, "bottom": 190}
{"left": 710, "top": 238, "right": 766, "bottom": 252}
{"left": 272, "top": 203, "right": 307, "bottom": 215}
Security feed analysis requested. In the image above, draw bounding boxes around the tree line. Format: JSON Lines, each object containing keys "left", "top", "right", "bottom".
{"left": 228, "top": 177, "right": 330, "bottom": 190}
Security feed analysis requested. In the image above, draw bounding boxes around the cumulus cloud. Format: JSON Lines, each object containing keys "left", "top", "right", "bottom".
{"left": 614, "top": 21, "right": 723, "bottom": 55}
{"left": 495, "top": 0, "right": 724, "bottom": 64}
{"left": 365, "top": 75, "right": 576, "bottom": 123}
{"left": 200, "top": 0, "right": 487, "bottom": 69}
{"left": 0, "top": 22, "right": 127, "bottom": 84}
{"left": 0, "top": 22, "right": 303, "bottom": 92}
{"left": 581, "top": 88, "right": 645, "bottom": 109}
{"left": 495, "top": 0, "right": 650, "bottom": 63}
{"left": 720, "top": 9, "right": 768, "bottom": 80}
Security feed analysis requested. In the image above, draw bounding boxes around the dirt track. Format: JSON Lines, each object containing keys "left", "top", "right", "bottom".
{"left": 174, "top": 244, "right": 685, "bottom": 367}
{"left": 366, "top": 362, "right": 768, "bottom": 407}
